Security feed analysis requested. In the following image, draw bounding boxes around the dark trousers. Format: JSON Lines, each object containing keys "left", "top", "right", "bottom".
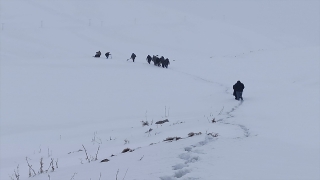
{"left": 235, "top": 91, "right": 243, "bottom": 100}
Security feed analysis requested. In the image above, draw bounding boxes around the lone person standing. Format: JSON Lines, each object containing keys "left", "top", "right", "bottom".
{"left": 233, "top": 80, "right": 245, "bottom": 100}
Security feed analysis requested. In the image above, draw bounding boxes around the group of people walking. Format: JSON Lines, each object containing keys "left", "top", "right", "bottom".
{"left": 146, "top": 55, "right": 170, "bottom": 68}
{"left": 93, "top": 51, "right": 170, "bottom": 68}
{"left": 94, "top": 51, "right": 135, "bottom": 62}
{"left": 94, "top": 51, "right": 244, "bottom": 101}
{"left": 94, "top": 51, "right": 112, "bottom": 59}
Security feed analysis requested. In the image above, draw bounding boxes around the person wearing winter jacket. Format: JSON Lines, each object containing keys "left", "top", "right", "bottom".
{"left": 233, "top": 80, "right": 245, "bottom": 100}
{"left": 164, "top": 58, "right": 170, "bottom": 68}
{"left": 146, "top": 55, "right": 152, "bottom": 64}
{"left": 94, "top": 51, "right": 101, "bottom": 57}
{"left": 130, "top": 53, "right": 136, "bottom": 62}
{"left": 105, "top": 52, "right": 111, "bottom": 59}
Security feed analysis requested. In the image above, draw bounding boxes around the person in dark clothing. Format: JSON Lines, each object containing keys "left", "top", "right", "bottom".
{"left": 105, "top": 52, "right": 111, "bottom": 59}
{"left": 152, "top": 55, "right": 157, "bottom": 65}
{"left": 159, "top": 56, "right": 165, "bottom": 67}
{"left": 161, "top": 59, "right": 165, "bottom": 68}
{"left": 155, "top": 56, "right": 161, "bottom": 66}
{"left": 233, "top": 81, "right": 245, "bottom": 100}
{"left": 146, "top": 55, "right": 152, "bottom": 64}
{"left": 130, "top": 53, "right": 136, "bottom": 62}
{"left": 233, "top": 90, "right": 236, "bottom": 99}
{"left": 94, "top": 51, "right": 101, "bottom": 57}
{"left": 163, "top": 58, "right": 170, "bottom": 68}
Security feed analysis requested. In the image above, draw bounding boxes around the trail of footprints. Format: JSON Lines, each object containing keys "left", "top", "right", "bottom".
{"left": 160, "top": 136, "right": 216, "bottom": 180}
{"left": 159, "top": 71, "right": 250, "bottom": 179}
{"left": 160, "top": 100, "right": 250, "bottom": 179}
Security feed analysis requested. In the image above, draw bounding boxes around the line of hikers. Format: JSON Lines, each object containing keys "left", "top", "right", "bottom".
{"left": 94, "top": 51, "right": 135, "bottom": 62}
{"left": 94, "top": 51, "right": 137, "bottom": 62}
{"left": 94, "top": 51, "right": 243, "bottom": 100}
{"left": 93, "top": 51, "right": 170, "bottom": 68}
{"left": 94, "top": 51, "right": 112, "bottom": 59}
{"left": 146, "top": 55, "right": 170, "bottom": 68}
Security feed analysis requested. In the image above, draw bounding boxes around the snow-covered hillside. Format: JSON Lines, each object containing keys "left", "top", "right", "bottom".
{"left": 1, "top": 0, "right": 319, "bottom": 180}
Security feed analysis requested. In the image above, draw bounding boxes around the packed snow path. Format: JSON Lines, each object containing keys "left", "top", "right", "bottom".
{"left": 159, "top": 70, "right": 250, "bottom": 179}
{"left": 174, "top": 69, "right": 250, "bottom": 138}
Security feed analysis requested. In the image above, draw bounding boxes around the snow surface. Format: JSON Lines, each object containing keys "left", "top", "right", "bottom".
{"left": 1, "top": 0, "right": 319, "bottom": 180}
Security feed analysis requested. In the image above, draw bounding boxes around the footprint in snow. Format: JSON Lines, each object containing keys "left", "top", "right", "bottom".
{"left": 172, "top": 163, "right": 188, "bottom": 170}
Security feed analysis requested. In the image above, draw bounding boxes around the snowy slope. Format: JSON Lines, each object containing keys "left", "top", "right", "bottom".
{"left": 1, "top": 0, "right": 319, "bottom": 180}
